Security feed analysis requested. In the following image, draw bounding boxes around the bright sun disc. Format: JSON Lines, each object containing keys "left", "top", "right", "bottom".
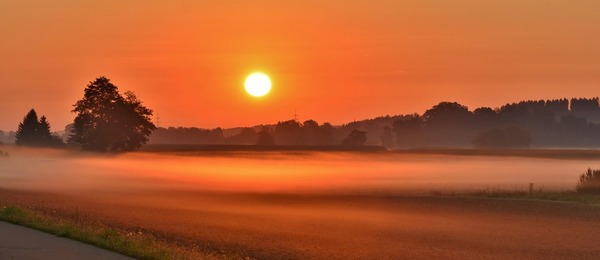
{"left": 244, "top": 72, "right": 271, "bottom": 97}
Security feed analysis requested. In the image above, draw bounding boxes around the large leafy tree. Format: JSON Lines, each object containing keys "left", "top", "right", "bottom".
{"left": 70, "top": 77, "right": 156, "bottom": 152}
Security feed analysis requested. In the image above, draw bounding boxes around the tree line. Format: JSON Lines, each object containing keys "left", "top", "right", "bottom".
{"left": 346, "top": 98, "right": 600, "bottom": 149}
{"left": 7, "top": 75, "right": 600, "bottom": 151}
{"left": 149, "top": 120, "right": 357, "bottom": 146}
{"left": 147, "top": 97, "right": 600, "bottom": 149}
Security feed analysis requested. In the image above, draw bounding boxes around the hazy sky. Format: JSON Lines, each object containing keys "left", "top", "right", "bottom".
{"left": 1, "top": 0, "right": 599, "bottom": 131}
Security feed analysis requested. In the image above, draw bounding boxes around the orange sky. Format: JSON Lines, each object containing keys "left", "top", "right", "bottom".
{"left": 1, "top": 1, "right": 599, "bottom": 131}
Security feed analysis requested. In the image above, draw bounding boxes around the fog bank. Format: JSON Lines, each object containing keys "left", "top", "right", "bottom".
{"left": 0, "top": 147, "right": 592, "bottom": 194}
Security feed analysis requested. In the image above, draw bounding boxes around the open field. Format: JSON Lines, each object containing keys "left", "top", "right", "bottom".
{"left": 3, "top": 189, "right": 600, "bottom": 259}
{"left": 2, "top": 147, "right": 600, "bottom": 258}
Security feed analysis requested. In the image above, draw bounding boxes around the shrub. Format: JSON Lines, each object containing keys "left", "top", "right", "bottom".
{"left": 576, "top": 168, "right": 600, "bottom": 194}
{"left": 472, "top": 126, "right": 532, "bottom": 149}
{"left": 341, "top": 130, "right": 367, "bottom": 146}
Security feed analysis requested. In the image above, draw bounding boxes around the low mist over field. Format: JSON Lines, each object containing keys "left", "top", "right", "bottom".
{"left": 0, "top": 147, "right": 591, "bottom": 194}
{"left": 3, "top": 147, "right": 600, "bottom": 258}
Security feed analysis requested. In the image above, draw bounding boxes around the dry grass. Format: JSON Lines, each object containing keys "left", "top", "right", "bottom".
{"left": 0, "top": 205, "right": 221, "bottom": 260}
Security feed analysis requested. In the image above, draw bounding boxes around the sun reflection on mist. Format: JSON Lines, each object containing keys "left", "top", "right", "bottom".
{"left": 0, "top": 147, "right": 588, "bottom": 195}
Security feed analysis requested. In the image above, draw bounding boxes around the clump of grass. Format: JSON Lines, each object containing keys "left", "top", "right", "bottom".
{"left": 576, "top": 168, "right": 600, "bottom": 194}
{"left": 0, "top": 206, "right": 28, "bottom": 223}
{"left": 0, "top": 205, "right": 198, "bottom": 259}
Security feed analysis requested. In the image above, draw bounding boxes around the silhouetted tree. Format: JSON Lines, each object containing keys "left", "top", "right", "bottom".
{"left": 546, "top": 99, "right": 569, "bottom": 119}
{"left": 472, "top": 128, "right": 507, "bottom": 148}
{"left": 256, "top": 127, "right": 275, "bottom": 145}
{"left": 70, "top": 77, "right": 156, "bottom": 152}
{"left": 518, "top": 100, "right": 546, "bottom": 114}
{"left": 302, "top": 119, "right": 320, "bottom": 145}
{"left": 274, "top": 120, "right": 304, "bottom": 145}
{"left": 393, "top": 114, "right": 425, "bottom": 148}
{"left": 15, "top": 109, "right": 63, "bottom": 147}
{"left": 571, "top": 98, "right": 600, "bottom": 122}
{"left": 38, "top": 116, "right": 51, "bottom": 137}
{"left": 556, "top": 114, "right": 592, "bottom": 146}
{"left": 504, "top": 126, "right": 532, "bottom": 148}
{"left": 423, "top": 102, "right": 474, "bottom": 145}
{"left": 318, "top": 122, "right": 335, "bottom": 145}
{"left": 423, "top": 102, "right": 472, "bottom": 125}
{"left": 497, "top": 103, "right": 529, "bottom": 126}
{"left": 227, "top": 127, "right": 257, "bottom": 144}
{"left": 15, "top": 109, "right": 40, "bottom": 146}
{"left": 527, "top": 108, "right": 556, "bottom": 143}
{"left": 341, "top": 130, "right": 367, "bottom": 146}
{"left": 149, "top": 127, "right": 226, "bottom": 144}
{"left": 473, "top": 107, "right": 497, "bottom": 123}
{"left": 380, "top": 126, "right": 394, "bottom": 148}
{"left": 64, "top": 123, "right": 75, "bottom": 144}
{"left": 211, "top": 127, "right": 225, "bottom": 142}
{"left": 472, "top": 126, "right": 531, "bottom": 149}
{"left": 38, "top": 116, "right": 64, "bottom": 146}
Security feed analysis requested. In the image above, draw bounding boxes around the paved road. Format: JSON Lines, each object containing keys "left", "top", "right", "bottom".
{"left": 0, "top": 221, "right": 132, "bottom": 260}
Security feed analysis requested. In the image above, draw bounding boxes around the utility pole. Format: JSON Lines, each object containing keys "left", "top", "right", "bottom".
{"left": 293, "top": 109, "right": 298, "bottom": 121}
{"left": 155, "top": 113, "right": 160, "bottom": 128}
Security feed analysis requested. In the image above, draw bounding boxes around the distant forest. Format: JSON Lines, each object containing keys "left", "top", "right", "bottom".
{"left": 147, "top": 97, "right": 600, "bottom": 149}
{"left": 4, "top": 97, "right": 600, "bottom": 149}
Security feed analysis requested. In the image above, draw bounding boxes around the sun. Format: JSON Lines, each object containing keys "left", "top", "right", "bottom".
{"left": 244, "top": 72, "right": 271, "bottom": 97}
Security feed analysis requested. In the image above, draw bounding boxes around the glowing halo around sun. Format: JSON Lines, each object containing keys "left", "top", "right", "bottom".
{"left": 244, "top": 72, "right": 272, "bottom": 97}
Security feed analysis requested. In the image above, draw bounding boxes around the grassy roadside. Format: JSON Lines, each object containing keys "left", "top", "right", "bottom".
{"left": 0, "top": 205, "right": 212, "bottom": 260}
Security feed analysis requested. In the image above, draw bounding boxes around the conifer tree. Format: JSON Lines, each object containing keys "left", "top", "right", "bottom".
{"left": 38, "top": 116, "right": 52, "bottom": 139}
{"left": 15, "top": 109, "right": 63, "bottom": 147}
{"left": 15, "top": 109, "right": 41, "bottom": 146}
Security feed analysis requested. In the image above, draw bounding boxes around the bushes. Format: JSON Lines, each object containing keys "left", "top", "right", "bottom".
{"left": 472, "top": 126, "right": 532, "bottom": 149}
{"left": 341, "top": 130, "right": 367, "bottom": 146}
{"left": 576, "top": 168, "right": 600, "bottom": 194}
